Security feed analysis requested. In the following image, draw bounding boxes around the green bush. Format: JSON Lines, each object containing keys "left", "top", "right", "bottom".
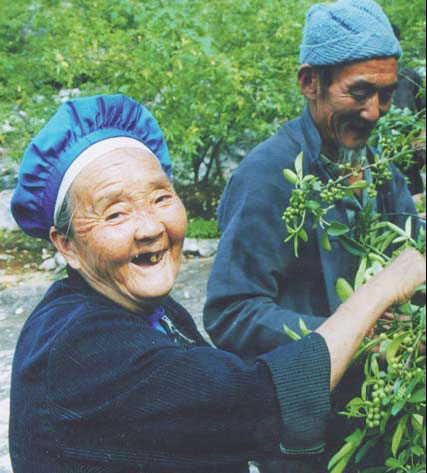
{"left": 186, "top": 218, "right": 220, "bottom": 239}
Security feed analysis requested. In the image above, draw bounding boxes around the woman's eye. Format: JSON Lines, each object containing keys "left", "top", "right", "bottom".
{"left": 156, "top": 194, "right": 172, "bottom": 204}
{"left": 106, "top": 212, "right": 123, "bottom": 221}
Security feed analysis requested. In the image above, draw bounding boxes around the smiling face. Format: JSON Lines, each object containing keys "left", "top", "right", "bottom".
{"left": 303, "top": 58, "right": 398, "bottom": 158}
{"left": 57, "top": 148, "right": 187, "bottom": 313}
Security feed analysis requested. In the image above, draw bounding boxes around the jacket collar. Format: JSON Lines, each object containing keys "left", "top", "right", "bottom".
{"left": 300, "top": 105, "right": 323, "bottom": 165}
{"left": 298, "top": 107, "right": 359, "bottom": 313}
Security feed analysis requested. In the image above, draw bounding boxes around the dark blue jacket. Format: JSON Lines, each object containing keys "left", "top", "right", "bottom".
{"left": 10, "top": 268, "right": 330, "bottom": 473}
{"left": 204, "top": 106, "right": 419, "bottom": 364}
{"left": 203, "top": 107, "right": 421, "bottom": 470}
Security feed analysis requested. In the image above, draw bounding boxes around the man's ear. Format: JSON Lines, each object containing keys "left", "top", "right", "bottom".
{"left": 49, "top": 226, "right": 81, "bottom": 270}
{"left": 298, "top": 64, "right": 319, "bottom": 101}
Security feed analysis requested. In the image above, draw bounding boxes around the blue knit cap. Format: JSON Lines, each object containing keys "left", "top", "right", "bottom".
{"left": 11, "top": 94, "right": 172, "bottom": 239}
{"left": 299, "top": 0, "right": 402, "bottom": 65}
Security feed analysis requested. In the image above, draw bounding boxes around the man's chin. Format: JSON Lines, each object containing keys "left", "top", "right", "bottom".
{"left": 337, "top": 144, "right": 367, "bottom": 167}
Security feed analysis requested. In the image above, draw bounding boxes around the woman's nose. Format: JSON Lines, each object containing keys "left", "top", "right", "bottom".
{"left": 134, "top": 211, "right": 164, "bottom": 241}
{"left": 360, "top": 93, "right": 381, "bottom": 122}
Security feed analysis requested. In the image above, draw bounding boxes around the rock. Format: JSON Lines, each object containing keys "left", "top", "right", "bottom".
{"left": 0, "top": 157, "right": 19, "bottom": 191}
{"left": 39, "top": 257, "right": 57, "bottom": 272}
{"left": 38, "top": 252, "right": 67, "bottom": 272}
{"left": 197, "top": 239, "right": 218, "bottom": 258}
{"left": 0, "top": 255, "right": 13, "bottom": 262}
{"left": 54, "top": 252, "right": 67, "bottom": 272}
{"left": 0, "top": 190, "right": 19, "bottom": 231}
{"left": 56, "top": 88, "right": 81, "bottom": 103}
{"left": 1, "top": 122, "right": 15, "bottom": 133}
{"left": 183, "top": 238, "right": 218, "bottom": 258}
{"left": 183, "top": 238, "right": 199, "bottom": 254}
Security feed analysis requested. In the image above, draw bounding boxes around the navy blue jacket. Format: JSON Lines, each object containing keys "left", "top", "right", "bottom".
{"left": 204, "top": 106, "right": 419, "bottom": 363}
{"left": 10, "top": 268, "right": 330, "bottom": 473}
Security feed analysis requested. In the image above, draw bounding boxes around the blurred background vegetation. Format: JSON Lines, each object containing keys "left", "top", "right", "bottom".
{"left": 0, "top": 0, "right": 425, "bottom": 230}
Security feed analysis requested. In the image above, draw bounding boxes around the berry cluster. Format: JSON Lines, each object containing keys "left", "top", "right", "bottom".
{"left": 363, "top": 329, "right": 426, "bottom": 431}
{"left": 283, "top": 188, "right": 309, "bottom": 225}
{"left": 371, "top": 161, "right": 393, "bottom": 187}
{"left": 366, "top": 379, "right": 390, "bottom": 428}
{"left": 320, "top": 180, "right": 345, "bottom": 204}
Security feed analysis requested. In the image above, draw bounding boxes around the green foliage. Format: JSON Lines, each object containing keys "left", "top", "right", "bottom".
{"left": 0, "top": 0, "right": 313, "bottom": 177}
{"left": 282, "top": 115, "right": 426, "bottom": 471}
{"left": 0, "top": 0, "right": 424, "bottom": 216}
{"left": 378, "top": 0, "right": 426, "bottom": 67}
{"left": 328, "top": 224, "right": 426, "bottom": 473}
{"left": 0, "top": 229, "right": 54, "bottom": 273}
{"left": 186, "top": 218, "right": 220, "bottom": 239}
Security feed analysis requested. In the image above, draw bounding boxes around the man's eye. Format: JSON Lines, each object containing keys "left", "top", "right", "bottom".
{"left": 351, "top": 91, "right": 369, "bottom": 101}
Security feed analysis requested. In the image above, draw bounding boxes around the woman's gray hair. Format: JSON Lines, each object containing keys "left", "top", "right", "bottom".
{"left": 55, "top": 190, "right": 75, "bottom": 239}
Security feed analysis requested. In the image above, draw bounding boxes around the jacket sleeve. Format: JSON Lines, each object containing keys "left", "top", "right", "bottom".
{"left": 47, "top": 309, "right": 331, "bottom": 470}
{"left": 204, "top": 149, "right": 327, "bottom": 363}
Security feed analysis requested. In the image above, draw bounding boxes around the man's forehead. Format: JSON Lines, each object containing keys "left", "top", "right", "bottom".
{"left": 335, "top": 58, "right": 398, "bottom": 85}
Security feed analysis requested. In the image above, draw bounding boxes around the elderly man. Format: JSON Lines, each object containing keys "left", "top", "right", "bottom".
{"left": 204, "top": 0, "right": 421, "bottom": 471}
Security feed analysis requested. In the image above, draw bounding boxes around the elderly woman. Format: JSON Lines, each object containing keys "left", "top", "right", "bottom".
{"left": 9, "top": 95, "right": 425, "bottom": 473}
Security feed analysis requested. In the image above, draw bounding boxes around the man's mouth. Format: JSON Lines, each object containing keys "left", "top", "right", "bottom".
{"left": 346, "top": 121, "right": 376, "bottom": 135}
{"left": 131, "top": 250, "right": 166, "bottom": 267}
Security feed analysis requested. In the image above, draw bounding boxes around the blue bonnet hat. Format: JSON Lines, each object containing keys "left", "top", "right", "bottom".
{"left": 299, "top": 0, "right": 402, "bottom": 65}
{"left": 11, "top": 94, "right": 172, "bottom": 239}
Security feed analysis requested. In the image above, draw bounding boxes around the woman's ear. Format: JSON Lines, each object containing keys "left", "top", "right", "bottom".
{"left": 49, "top": 227, "right": 81, "bottom": 270}
{"left": 298, "top": 64, "right": 319, "bottom": 101}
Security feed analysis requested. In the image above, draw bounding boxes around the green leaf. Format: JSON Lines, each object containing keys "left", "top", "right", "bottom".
{"left": 326, "top": 221, "right": 350, "bottom": 236}
{"left": 330, "top": 452, "right": 354, "bottom": 473}
{"left": 299, "top": 318, "right": 311, "bottom": 336}
{"left": 368, "top": 253, "right": 385, "bottom": 265}
{"left": 336, "top": 277, "right": 354, "bottom": 303}
{"left": 327, "top": 442, "right": 355, "bottom": 470}
{"left": 355, "top": 436, "right": 380, "bottom": 464}
{"left": 348, "top": 180, "right": 369, "bottom": 189}
{"left": 411, "top": 414, "right": 424, "bottom": 435}
{"left": 405, "top": 216, "right": 412, "bottom": 237}
{"left": 338, "top": 235, "right": 368, "bottom": 257}
{"left": 370, "top": 354, "right": 380, "bottom": 376}
{"left": 328, "top": 429, "right": 364, "bottom": 471}
{"left": 392, "top": 414, "right": 408, "bottom": 457}
{"left": 386, "top": 222, "right": 411, "bottom": 240}
{"left": 306, "top": 200, "right": 320, "bottom": 210}
{"left": 299, "top": 228, "right": 308, "bottom": 242}
{"left": 386, "top": 333, "right": 407, "bottom": 365}
{"left": 322, "top": 231, "right": 332, "bottom": 251}
{"left": 283, "top": 169, "right": 298, "bottom": 185}
{"left": 354, "top": 256, "right": 367, "bottom": 289}
{"left": 408, "top": 388, "right": 426, "bottom": 403}
{"left": 295, "top": 151, "right": 303, "bottom": 179}
{"left": 283, "top": 324, "right": 301, "bottom": 341}
{"left": 385, "top": 458, "right": 402, "bottom": 468}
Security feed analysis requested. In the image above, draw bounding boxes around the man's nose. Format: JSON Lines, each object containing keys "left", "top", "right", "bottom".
{"left": 360, "top": 93, "right": 381, "bottom": 122}
{"left": 134, "top": 211, "right": 164, "bottom": 241}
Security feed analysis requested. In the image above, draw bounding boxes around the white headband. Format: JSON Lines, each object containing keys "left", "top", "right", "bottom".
{"left": 53, "top": 137, "right": 154, "bottom": 225}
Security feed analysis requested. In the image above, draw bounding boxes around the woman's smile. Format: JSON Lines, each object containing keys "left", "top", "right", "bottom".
{"left": 63, "top": 147, "right": 187, "bottom": 313}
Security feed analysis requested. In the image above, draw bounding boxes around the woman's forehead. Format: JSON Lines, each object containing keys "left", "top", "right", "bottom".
{"left": 72, "top": 148, "right": 168, "bottom": 202}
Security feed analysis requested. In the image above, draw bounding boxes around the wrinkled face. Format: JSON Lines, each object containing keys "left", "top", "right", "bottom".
{"left": 67, "top": 148, "right": 187, "bottom": 313}
{"left": 313, "top": 58, "right": 398, "bottom": 152}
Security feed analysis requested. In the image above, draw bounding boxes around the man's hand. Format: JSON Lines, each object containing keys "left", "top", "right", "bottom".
{"left": 382, "top": 248, "right": 426, "bottom": 305}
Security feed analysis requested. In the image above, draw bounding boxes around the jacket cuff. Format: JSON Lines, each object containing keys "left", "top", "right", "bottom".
{"left": 259, "top": 332, "right": 331, "bottom": 456}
